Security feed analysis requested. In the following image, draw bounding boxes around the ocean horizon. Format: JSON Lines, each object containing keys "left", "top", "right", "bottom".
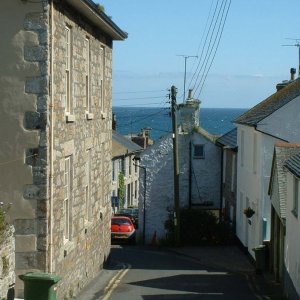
{"left": 113, "top": 106, "right": 247, "bottom": 141}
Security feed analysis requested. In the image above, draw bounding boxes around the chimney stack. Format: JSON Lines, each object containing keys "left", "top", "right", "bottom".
{"left": 187, "top": 89, "right": 193, "bottom": 100}
{"left": 290, "top": 68, "right": 296, "bottom": 81}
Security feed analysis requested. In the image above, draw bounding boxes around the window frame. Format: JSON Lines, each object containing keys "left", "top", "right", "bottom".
{"left": 85, "top": 149, "right": 91, "bottom": 222}
{"left": 193, "top": 144, "right": 205, "bottom": 159}
{"left": 64, "top": 156, "right": 72, "bottom": 242}
{"left": 85, "top": 37, "right": 93, "bottom": 119}
{"left": 65, "top": 25, "right": 72, "bottom": 115}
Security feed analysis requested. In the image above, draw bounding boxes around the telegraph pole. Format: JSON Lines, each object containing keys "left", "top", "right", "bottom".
{"left": 171, "top": 85, "right": 180, "bottom": 246}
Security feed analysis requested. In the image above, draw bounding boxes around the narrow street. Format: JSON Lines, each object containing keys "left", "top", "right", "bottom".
{"left": 104, "top": 245, "right": 261, "bottom": 300}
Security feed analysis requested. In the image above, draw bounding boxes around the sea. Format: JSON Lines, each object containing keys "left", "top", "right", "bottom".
{"left": 112, "top": 107, "right": 247, "bottom": 141}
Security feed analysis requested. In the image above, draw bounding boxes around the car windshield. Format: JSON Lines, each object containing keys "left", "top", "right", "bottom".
{"left": 112, "top": 218, "right": 131, "bottom": 226}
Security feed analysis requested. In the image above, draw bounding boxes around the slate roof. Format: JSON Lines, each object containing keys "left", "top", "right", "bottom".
{"left": 269, "top": 142, "right": 300, "bottom": 220}
{"left": 194, "top": 126, "right": 220, "bottom": 143}
{"left": 112, "top": 130, "right": 142, "bottom": 158}
{"left": 284, "top": 151, "right": 300, "bottom": 178}
{"left": 234, "top": 77, "right": 300, "bottom": 126}
{"left": 216, "top": 128, "right": 237, "bottom": 149}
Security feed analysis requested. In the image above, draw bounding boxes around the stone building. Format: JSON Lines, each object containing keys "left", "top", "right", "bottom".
{"left": 112, "top": 130, "right": 142, "bottom": 212}
{"left": 0, "top": 0, "right": 127, "bottom": 298}
{"left": 139, "top": 92, "right": 221, "bottom": 243}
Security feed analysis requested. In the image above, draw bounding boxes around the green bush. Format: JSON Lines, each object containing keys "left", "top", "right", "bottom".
{"left": 165, "top": 208, "right": 234, "bottom": 246}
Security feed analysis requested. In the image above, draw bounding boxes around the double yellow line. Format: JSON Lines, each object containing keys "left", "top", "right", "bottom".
{"left": 101, "top": 264, "right": 131, "bottom": 300}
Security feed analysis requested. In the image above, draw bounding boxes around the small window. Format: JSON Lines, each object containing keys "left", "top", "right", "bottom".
{"left": 194, "top": 144, "right": 205, "bottom": 159}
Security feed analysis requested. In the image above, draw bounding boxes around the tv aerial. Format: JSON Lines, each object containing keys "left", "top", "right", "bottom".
{"left": 282, "top": 38, "right": 300, "bottom": 77}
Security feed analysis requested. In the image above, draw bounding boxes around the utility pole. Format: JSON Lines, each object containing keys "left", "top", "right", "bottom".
{"left": 282, "top": 38, "right": 300, "bottom": 77}
{"left": 171, "top": 85, "right": 180, "bottom": 246}
{"left": 177, "top": 55, "right": 198, "bottom": 102}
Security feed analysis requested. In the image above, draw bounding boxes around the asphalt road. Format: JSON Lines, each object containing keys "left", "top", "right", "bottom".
{"left": 104, "top": 245, "right": 260, "bottom": 300}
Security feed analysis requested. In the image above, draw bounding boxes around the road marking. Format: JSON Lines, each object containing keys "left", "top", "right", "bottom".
{"left": 101, "top": 264, "right": 131, "bottom": 300}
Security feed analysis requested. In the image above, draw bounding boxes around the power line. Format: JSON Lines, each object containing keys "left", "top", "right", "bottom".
{"left": 113, "top": 95, "right": 166, "bottom": 101}
{"left": 195, "top": 0, "right": 231, "bottom": 98}
{"left": 187, "top": 0, "right": 221, "bottom": 93}
{"left": 113, "top": 89, "right": 167, "bottom": 94}
{"left": 192, "top": 0, "right": 227, "bottom": 94}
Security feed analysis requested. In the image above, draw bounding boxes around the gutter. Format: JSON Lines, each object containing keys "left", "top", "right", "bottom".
{"left": 65, "top": 0, "right": 128, "bottom": 40}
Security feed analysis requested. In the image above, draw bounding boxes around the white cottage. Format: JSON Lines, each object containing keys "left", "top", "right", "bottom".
{"left": 269, "top": 142, "right": 300, "bottom": 299}
{"left": 234, "top": 75, "right": 300, "bottom": 258}
{"left": 283, "top": 151, "right": 300, "bottom": 300}
{"left": 139, "top": 93, "right": 221, "bottom": 243}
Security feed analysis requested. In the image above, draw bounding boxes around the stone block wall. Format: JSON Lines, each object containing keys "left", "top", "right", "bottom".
{"left": 50, "top": 2, "right": 112, "bottom": 299}
{"left": 0, "top": 227, "right": 15, "bottom": 300}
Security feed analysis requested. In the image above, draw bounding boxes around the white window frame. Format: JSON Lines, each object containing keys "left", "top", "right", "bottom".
{"left": 85, "top": 149, "right": 91, "bottom": 222}
{"left": 100, "top": 46, "right": 105, "bottom": 112}
{"left": 64, "top": 156, "right": 72, "bottom": 242}
{"left": 65, "top": 26, "right": 71, "bottom": 114}
{"left": 85, "top": 37, "right": 92, "bottom": 118}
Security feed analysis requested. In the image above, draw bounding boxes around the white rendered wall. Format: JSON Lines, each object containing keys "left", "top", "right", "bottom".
{"left": 285, "top": 172, "right": 300, "bottom": 298}
{"left": 236, "top": 124, "right": 279, "bottom": 256}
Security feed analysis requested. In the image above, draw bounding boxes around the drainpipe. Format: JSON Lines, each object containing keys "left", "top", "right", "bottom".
{"left": 49, "top": 0, "right": 54, "bottom": 273}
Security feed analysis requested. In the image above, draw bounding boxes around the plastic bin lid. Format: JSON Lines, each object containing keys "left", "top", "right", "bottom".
{"left": 19, "top": 272, "right": 61, "bottom": 283}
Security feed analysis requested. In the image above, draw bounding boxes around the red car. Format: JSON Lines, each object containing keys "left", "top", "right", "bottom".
{"left": 111, "top": 216, "right": 136, "bottom": 244}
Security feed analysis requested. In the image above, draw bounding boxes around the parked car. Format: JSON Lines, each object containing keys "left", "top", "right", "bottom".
{"left": 111, "top": 216, "right": 136, "bottom": 244}
{"left": 116, "top": 207, "right": 139, "bottom": 228}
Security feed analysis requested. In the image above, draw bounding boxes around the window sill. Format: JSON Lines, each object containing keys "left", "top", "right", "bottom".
{"left": 86, "top": 112, "right": 94, "bottom": 120}
{"left": 65, "top": 114, "right": 75, "bottom": 123}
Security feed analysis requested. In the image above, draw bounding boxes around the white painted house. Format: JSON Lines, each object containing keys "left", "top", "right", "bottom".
{"left": 139, "top": 94, "right": 221, "bottom": 243}
{"left": 112, "top": 130, "right": 142, "bottom": 212}
{"left": 284, "top": 151, "right": 300, "bottom": 300}
{"left": 269, "top": 142, "right": 300, "bottom": 299}
{"left": 234, "top": 76, "right": 300, "bottom": 258}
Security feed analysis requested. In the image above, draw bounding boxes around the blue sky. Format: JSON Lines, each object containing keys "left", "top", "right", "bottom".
{"left": 96, "top": 0, "right": 300, "bottom": 108}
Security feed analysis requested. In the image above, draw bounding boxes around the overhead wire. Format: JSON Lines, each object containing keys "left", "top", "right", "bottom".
{"left": 186, "top": 0, "right": 220, "bottom": 95}
{"left": 191, "top": 0, "right": 226, "bottom": 94}
{"left": 195, "top": 0, "right": 231, "bottom": 99}
{"left": 193, "top": 0, "right": 230, "bottom": 96}
{"left": 113, "top": 89, "right": 167, "bottom": 94}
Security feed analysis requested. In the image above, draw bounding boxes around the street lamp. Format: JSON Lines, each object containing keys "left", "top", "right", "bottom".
{"left": 133, "top": 157, "right": 147, "bottom": 245}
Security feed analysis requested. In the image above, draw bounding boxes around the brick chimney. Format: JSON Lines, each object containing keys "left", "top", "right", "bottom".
{"left": 276, "top": 68, "right": 296, "bottom": 91}
{"left": 177, "top": 89, "right": 201, "bottom": 133}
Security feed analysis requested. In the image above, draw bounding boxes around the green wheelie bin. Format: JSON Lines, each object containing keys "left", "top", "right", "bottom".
{"left": 19, "top": 272, "right": 61, "bottom": 300}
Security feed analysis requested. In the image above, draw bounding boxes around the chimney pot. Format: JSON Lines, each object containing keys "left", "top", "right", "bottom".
{"left": 187, "top": 89, "right": 193, "bottom": 99}
{"left": 290, "top": 68, "right": 296, "bottom": 81}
